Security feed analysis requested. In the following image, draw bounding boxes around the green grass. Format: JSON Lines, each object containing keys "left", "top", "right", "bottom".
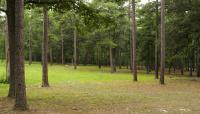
{"left": 0, "top": 62, "right": 200, "bottom": 114}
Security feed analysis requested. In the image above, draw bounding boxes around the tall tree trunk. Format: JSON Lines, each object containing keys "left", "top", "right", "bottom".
{"left": 180, "top": 65, "right": 184, "bottom": 75}
{"left": 168, "top": 65, "right": 171, "bottom": 74}
{"left": 155, "top": 0, "right": 159, "bottom": 79}
{"left": 98, "top": 46, "right": 102, "bottom": 69}
{"left": 173, "top": 65, "right": 176, "bottom": 74}
{"left": 110, "top": 46, "right": 115, "bottom": 73}
{"left": 160, "top": 0, "right": 165, "bottom": 85}
{"left": 49, "top": 45, "right": 53, "bottom": 65}
{"left": 7, "top": 0, "right": 16, "bottom": 98}
{"left": 14, "top": 0, "right": 28, "bottom": 110}
{"left": 42, "top": 7, "right": 49, "bottom": 87}
{"left": 61, "top": 27, "right": 64, "bottom": 64}
{"left": 189, "top": 57, "right": 193, "bottom": 76}
{"left": 113, "top": 48, "right": 117, "bottom": 72}
{"left": 118, "top": 49, "right": 122, "bottom": 69}
{"left": 73, "top": 26, "right": 77, "bottom": 69}
{"left": 197, "top": 60, "right": 200, "bottom": 77}
{"left": 131, "top": 0, "right": 137, "bottom": 81}
{"left": 197, "top": 45, "right": 200, "bottom": 77}
{"left": 5, "top": 20, "right": 10, "bottom": 82}
{"left": 129, "top": 0, "right": 133, "bottom": 72}
{"left": 189, "top": 64, "right": 193, "bottom": 76}
{"left": 29, "top": 21, "right": 32, "bottom": 65}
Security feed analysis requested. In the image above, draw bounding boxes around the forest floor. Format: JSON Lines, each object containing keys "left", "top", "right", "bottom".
{"left": 0, "top": 63, "right": 200, "bottom": 114}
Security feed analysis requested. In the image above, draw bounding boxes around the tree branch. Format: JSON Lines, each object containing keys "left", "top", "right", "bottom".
{"left": 25, "top": 0, "right": 59, "bottom": 5}
{"left": 0, "top": 8, "right": 7, "bottom": 13}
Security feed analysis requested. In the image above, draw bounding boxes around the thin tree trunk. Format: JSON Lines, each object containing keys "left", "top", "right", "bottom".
{"left": 110, "top": 46, "right": 115, "bottom": 73}
{"left": 61, "top": 27, "right": 64, "bottom": 64}
{"left": 160, "top": 0, "right": 165, "bottom": 85}
{"left": 131, "top": 0, "right": 137, "bottom": 81}
{"left": 29, "top": 21, "right": 32, "bottom": 65}
{"left": 197, "top": 45, "right": 200, "bottom": 77}
{"left": 197, "top": 61, "right": 200, "bottom": 77}
{"left": 155, "top": 0, "right": 159, "bottom": 79}
{"left": 189, "top": 61, "right": 193, "bottom": 76}
{"left": 49, "top": 46, "right": 53, "bottom": 65}
{"left": 14, "top": 0, "right": 28, "bottom": 110}
{"left": 180, "top": 65, "right": 184, "bottom": 75}
{"left": 7, "top": 0, "right": 16, "bottom": 98}
{"left": 168, "top": 66, "right": 171, "bottom": 74}
{"left": 98, "top": 46, "right": 102, "bottom": 69}
{"left": 189, "top": 66, "right": 193, "bottom": 76}
{"left": 113, "top": 48, "right": 117, "bottom": 72}
{"left": 74, "top": 26, "right": 77, "bottom": 69}
{"left": 5, "top": 20, "right": 10, "bottom": 82}
{"left": 146, "top": 65, "right": 150, "bottom": 74}
{"left": 118, "top": 49, "right": 122, "bottom": 69}
{"left": 42, "top": 7, "right": 49, "bottom": 87}
{"left": 129, "top": 0, "right": 133, "bottom": 72}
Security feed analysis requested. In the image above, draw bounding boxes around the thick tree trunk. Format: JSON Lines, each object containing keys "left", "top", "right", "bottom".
{"left": 7, "top": 0, "right": 16, "bottom": 98}
{"left": 155, "top": 0, "right": 159, "bottom": 79}
{"left": 74, "top": 26, "right": 77, "bottom": 69}
{"left": 61, "top": 27, "right": 64, "bottom": 64}
{"left": 29, "top": 21, "right": 32, "bottom": 65}
{"left": 160, "top": 0, "right": 165, "bottom": 85}
{"left": 14, "top": 0, "right": 28, "bottom": 110}
{"left": 131, "top": 0, "right": 137, "bottom": 81}
{"left": 42, "top": 7, "right": 49, "bottom": 87}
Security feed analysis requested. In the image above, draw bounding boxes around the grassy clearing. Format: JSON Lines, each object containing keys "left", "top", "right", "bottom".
{"left": 0, "top": 62, "right": 200, "bottom": 114}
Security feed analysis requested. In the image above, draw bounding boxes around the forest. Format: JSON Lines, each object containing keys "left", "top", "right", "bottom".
{"left": 0, "top": 0, "right": 200, "bottom": 114}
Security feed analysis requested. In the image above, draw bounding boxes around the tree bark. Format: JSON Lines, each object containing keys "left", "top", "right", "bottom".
{"left": 160, "top": 0, "right": 165, "bottom": 85}
{"left": 155, "top": 0, "right": 159, "bottom": 79}
{"left": 14, "top": 0, "right": 28, "bottom": 110}
{"left": 131, "top": 0, "right": 137, "bottom": 81}
{"left": 7, "top": 0, "right": 16, "bottom": 98}
{"left": 42, "top": 7, "right": 49, "bottom": 87}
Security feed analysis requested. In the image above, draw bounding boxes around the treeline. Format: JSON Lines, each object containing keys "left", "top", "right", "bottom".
{"left": 22, "top": 1, "right": 200, "bottom": 77}
{"left": 0, "top": 0, "right": 200, "bottom": 76}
